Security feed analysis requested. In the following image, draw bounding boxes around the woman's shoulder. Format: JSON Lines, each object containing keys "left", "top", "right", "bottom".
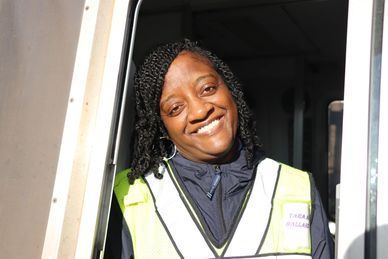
{"left": 258, "top": 158, "right": 310, "bottom": 177}
{"left": 114, "top": 169, "right": 151, "bottom": 206}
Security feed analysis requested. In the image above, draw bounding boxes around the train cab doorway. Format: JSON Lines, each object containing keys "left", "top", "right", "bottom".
{"left": 103, "top": 0, "right": 348, "bottom": 257}
{"left": 116, "top": 0, "right": 348, "bottom": 226}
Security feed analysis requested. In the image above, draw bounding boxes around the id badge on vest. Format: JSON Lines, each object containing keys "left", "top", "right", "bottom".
{"left": 283, "top": 202, "right": 311, "bottom": 251}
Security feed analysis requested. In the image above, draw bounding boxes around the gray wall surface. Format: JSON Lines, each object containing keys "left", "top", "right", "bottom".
{"left": 0, "top": 1, "right": 84, "bottom": 258}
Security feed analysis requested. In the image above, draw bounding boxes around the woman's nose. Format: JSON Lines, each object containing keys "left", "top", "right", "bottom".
{"left": 187, "top": 98, "right": 214, "bottom": 123}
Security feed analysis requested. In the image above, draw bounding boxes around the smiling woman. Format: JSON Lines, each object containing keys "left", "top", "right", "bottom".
{"left": 129, "top": 39, "right": 259, "bottom": 183}
{"left": 160, "top": 51, "right": 238, "bottom": 164}
{"left": 104, "top": 39, "right": 333, "bottom": 259}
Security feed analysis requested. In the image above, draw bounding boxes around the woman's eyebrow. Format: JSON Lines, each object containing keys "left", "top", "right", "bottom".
{"left": 195, "top": 74, "right": 217, "bottom": 85}
{"left": 160, "top": 95, "right": 176, "bottom": 108}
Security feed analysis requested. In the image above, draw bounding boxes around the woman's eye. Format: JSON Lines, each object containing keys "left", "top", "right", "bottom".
{"left": 202, "top": 85, "right": 217, "bottom": 95}
{"left": 168, "top": 105, "right": 182, "bottom": 116}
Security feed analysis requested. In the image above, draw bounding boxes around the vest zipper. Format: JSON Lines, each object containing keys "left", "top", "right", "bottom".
{"left": 206, "top": 165, "right": 222, "bottom": 199}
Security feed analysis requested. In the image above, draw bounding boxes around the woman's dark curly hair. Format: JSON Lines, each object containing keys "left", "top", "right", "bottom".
{"left": 128, "top": 39, "right": 260, "bottom": 183}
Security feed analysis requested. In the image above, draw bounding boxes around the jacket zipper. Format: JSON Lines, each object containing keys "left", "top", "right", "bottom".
{"left": 206, "top": 165, "right": 222, "bottom": 199}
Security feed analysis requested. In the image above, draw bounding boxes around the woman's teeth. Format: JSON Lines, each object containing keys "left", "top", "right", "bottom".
{"left": 197, "top": 119, "right": 220, "bottom": 134}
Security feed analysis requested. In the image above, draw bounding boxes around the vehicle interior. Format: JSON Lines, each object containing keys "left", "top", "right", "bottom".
{"left": 117, "top": 0, "right": 348, "bottom": 226}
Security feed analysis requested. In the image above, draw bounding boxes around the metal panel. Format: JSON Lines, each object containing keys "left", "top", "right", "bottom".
{"left": 365, "top": 0, "right": 385, "bottom": 258}
{"left": 377, "top": 1, "right": 388, "bottom": 257}
{"left": 0, "top": 1, "right": 84, "bottom": 258}
{"left": 41, "top": 0, "right": 132, "bottom": 258}
{"left": 337, "top": 0, "right": 373, "bottom": 258}
{"left": 93, "top": 0, "right": 143, "bottom": 256}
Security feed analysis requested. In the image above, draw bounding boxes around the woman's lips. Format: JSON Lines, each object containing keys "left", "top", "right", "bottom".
{"left": 194, "top": 116, "right": 224, "bottom": 135}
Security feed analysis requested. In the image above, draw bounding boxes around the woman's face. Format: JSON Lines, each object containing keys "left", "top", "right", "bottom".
{"left": 160, "top": 51, "right": 238, "bottom": 163}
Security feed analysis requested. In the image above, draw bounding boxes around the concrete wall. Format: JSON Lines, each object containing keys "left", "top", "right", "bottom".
{"left": 0, "top": 1, "right": 84, "bottom": 258}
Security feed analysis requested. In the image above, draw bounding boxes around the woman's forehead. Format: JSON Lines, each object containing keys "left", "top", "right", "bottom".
{"left": 174, "top": 50, "right": 213, "bottom": 66}
{"left": 163, "top": 52, "right": 218, "bottom": 88}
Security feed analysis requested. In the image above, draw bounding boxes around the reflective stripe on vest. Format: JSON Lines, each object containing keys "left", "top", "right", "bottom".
{"left": 113, "top": 158, "right": 312, "bottom": 259}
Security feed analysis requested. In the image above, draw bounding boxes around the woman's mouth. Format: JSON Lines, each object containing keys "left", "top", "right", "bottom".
{"left": 196, "top": 118, "right": 222, "bottom": 134}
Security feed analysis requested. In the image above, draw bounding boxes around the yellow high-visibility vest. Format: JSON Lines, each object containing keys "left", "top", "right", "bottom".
{"left": 114, "top": 158, "right": 312, "bottom": 259}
